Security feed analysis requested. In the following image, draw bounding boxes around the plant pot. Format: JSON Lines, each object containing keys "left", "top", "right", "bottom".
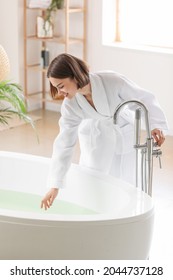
{"left": 36, "top": 16, "right": 53, "bottom": 38}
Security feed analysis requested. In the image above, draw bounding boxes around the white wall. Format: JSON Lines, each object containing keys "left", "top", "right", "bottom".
{"left": 0, "top": 0, "right": 172, "bottom": 132}
{"left": 86, "top": 0, "right": 173, "bottom": 133}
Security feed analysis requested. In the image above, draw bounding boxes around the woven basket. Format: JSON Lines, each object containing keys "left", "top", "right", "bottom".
{"left": 0, "top": 45, "right": 10, "bottom": 82}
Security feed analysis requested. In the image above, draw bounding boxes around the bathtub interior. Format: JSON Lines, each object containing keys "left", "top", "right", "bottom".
{"left": 0, "top": 151, "right": 153, "bottom": 218}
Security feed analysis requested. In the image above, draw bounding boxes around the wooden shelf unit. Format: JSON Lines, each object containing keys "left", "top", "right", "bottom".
{"left": 23, "top": 0, "right": 87, "bottom": 109}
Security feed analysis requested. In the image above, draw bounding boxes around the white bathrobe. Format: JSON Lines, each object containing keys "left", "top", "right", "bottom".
{"left": 47, "top": 71, "right": 169, "bottom": 188}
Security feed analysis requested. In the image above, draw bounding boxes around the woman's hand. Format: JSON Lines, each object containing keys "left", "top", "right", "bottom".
{"left": 41, "top": 188, "right": 59, "bottom": 210}
{"left": 151, "top": 128, "right": 165, "bottom": 146}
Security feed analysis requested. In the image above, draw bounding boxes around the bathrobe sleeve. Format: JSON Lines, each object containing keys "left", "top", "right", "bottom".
{"left": 47, "top": 99, "right": 82, "bottom": 189}
{"left": 119, "top": 76, "right": 169, "bottom": 131}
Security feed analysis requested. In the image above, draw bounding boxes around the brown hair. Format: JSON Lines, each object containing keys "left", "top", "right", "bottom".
{"left": 47, "top": 53, "right": 90, "bottom": 99}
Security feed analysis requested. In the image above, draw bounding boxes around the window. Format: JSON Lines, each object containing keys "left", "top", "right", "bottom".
{"left": 103, "top": 0, "right": 173, "bottom": 49}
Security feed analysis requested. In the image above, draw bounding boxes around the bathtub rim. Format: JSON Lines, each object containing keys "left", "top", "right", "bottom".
{"left": 0, "top": 206, "right": 154, "bottom": 227}
{"left": 0, "top": 150, "right": 49, "bottom": 163}
{"left": 0, "top": 150, "right": 154, "bottom": 223}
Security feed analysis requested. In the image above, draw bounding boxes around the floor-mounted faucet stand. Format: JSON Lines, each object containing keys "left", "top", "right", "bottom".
{"left": 113, "top": 100, "right": 162, "bottom": 197}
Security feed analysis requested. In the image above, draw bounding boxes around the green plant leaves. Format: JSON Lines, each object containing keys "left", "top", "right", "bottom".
{"left": 0, "top": 80, "right": 38, "bottom": 141}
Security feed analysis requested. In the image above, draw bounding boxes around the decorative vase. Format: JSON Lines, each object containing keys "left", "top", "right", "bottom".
{"left": 36, "top": 16, "right": 53, "bottom": 38}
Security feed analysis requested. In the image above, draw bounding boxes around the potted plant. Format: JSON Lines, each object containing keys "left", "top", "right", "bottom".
{"left": 37, "top": 0, "right": 64, "bottom": 38}
{"left": 45, "top": 0, "right": 64, "bottom": 22}
{"left": 0, "top": 45, "right": 34, "bottom": 129}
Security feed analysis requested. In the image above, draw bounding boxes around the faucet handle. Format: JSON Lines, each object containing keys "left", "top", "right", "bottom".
{"left": 152, "top": 144, "right": 162, "bottom": 169}
{"left": 158, "top": 156, "right": 162, "bottom": 169}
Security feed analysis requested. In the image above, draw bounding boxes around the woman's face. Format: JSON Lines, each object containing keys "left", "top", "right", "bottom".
{"left": 49, "top": 77, "right": 78, "bottom": 99}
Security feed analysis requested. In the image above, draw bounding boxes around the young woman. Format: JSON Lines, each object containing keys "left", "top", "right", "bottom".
{"left": 41, "top": 53, "right": 168, "bottom": 210}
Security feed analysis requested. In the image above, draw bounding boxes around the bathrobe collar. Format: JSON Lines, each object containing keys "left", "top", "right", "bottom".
{"left": 76, "top": 73, "right": 111, "bottom": 118}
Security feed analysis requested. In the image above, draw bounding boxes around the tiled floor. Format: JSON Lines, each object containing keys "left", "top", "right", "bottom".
{"left": 0, "top": 109, "right": 172, "bottom": 260}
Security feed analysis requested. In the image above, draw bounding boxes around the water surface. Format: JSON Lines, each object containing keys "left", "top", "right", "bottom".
{"left": 0, "top": 189, "right": 97, "bottom": 215}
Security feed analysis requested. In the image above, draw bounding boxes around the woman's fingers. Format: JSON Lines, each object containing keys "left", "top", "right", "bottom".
{"left": 41, "top": 194, "right": 51, "bottom": 210}
{"left": 49, "top": 194, "right": 55, "bottom": 206}
{"left": 41, "top": 198, "right": 49, "bottom": 210}
{"left": 41, "top": 188, "right": 59, "bottom": 210}
{"left": 151, "top": 129, "right": 165, "bottom": 146}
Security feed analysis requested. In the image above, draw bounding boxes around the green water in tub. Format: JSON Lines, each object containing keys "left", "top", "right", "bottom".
{"left": 0, "top": 189, "right": 97, "bottom": 215}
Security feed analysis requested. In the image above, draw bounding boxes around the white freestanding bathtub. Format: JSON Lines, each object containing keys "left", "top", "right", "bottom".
{"left": 0, "top": 151, "right": 154, "bottom": 260}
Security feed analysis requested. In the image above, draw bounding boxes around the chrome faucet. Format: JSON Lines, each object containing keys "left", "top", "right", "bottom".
{"left": 113, "top": 100, "right": 162, "bottom": 197}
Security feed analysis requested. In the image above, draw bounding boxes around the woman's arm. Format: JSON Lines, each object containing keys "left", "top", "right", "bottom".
{"left": 119, "top": 76, "right": 169, "bottom": 136}
{"left": 41, "top": 100, "right": 82, "bottom": 209}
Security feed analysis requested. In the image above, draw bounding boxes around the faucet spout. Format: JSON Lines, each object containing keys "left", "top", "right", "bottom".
{"left": 113, "top": 100, "right": 151, "bottom": 138}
